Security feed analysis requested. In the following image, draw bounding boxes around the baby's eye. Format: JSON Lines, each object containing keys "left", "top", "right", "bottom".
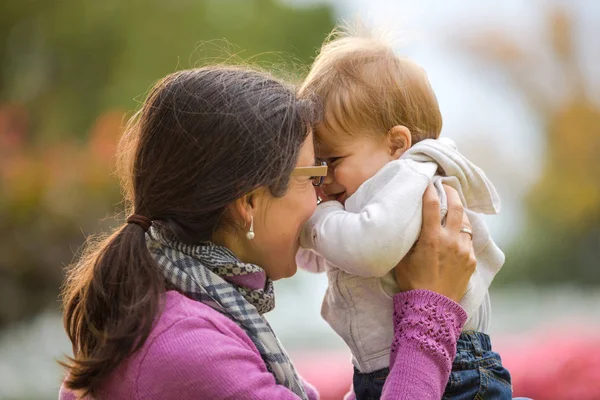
{"left": 328, "top": 157, "right": 343, "bottom": 166}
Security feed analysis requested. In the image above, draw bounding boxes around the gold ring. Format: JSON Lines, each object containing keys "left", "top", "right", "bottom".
{"left": 459, "top": 227, "right": 473, "bottom": 240}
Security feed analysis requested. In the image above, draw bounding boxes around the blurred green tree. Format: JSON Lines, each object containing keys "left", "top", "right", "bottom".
{"left": 0, "top": 0, "right": 335, "bottom": 326}
{"left": 467, "top": 7, "right": 600, "bottom": 285}
{"left": 1, "top": 0, "right": 333, "bottom": 139}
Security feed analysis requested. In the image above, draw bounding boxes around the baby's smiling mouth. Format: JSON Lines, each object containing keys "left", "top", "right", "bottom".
{"left": 335, "top": 192, "right": 347, "bottom": 205}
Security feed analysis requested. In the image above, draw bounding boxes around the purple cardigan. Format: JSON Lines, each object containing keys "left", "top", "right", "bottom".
{"left": 60, "top": 289, "right": 466, "bottom": 400}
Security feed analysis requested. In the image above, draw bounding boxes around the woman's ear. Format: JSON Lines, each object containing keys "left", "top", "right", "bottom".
{"left": 387, "top": 125, "right": 412, "bottom": 160}
{"left": 233, "top": 195, "right": 250, "bottom": 225}
{"left": 231, "top": 189, "right": 263, "bottom": 228}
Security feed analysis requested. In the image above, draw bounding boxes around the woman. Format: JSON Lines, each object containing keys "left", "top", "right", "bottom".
{"left": 59, "top": 66, "right": 475, "bottom": 399}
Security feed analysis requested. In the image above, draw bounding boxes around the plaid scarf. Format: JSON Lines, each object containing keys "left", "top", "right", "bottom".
{"left": 146, "top": 227, "right": 308, "bottom": 400}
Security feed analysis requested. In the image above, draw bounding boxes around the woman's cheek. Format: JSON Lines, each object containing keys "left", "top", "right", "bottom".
{"left": 305, "top": 188, "right": 318, "bottom": 214}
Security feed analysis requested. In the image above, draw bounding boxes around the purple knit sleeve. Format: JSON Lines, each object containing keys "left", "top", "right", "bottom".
{"left": 381, "top": 289, "right": 467, "bottom": 400}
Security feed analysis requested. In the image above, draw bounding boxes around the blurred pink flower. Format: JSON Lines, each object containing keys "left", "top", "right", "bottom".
{"left": 495, "top": 322, "right": 600, "bottom": 400}
{"left": 292, "top": 321, "right": 600, "bottom": 400}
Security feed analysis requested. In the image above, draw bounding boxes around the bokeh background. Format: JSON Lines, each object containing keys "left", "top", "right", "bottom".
{"left": 1, "top": 0, "right": 599, "bottom": 399}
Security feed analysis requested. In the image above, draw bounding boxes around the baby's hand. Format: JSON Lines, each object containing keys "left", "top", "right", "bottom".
{"left": 296, "top": 248, "right": 327, "bottom": 273}
{"left": 394, "top": 184, "right": 476, "bottom": 302}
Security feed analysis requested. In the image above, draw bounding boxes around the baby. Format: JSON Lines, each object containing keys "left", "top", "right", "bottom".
{"left": 297, "top": 28, "right": 512, "bottom": 399}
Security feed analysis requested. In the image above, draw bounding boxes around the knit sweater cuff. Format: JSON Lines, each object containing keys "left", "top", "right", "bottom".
{"left": 299, "top": 200, "right": 344, "bottom": 250}
{"left": 381, "top": 290, "right": 467, "bottom": 400}
{"left": 391, "top": 290, "right": 467, "bottom": 374}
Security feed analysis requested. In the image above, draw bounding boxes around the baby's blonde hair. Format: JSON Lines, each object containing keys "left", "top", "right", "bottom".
{"left": 300, "top": 25, "right": 442, "bottom": 143}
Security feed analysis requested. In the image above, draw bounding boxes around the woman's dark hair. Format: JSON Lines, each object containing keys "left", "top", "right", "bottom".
{"left": 60, "top": 66, "right": 317, "bottom": 397}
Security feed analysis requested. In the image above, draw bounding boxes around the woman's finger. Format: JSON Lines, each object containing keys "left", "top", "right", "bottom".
{"left": 443, "top": 185, "right": 464, "bottom": 233}
{"left": 421, "top": 184, "right": 442, "bottom": 239}
{"left": 458, "top": 211, "right": 473, "bottom": 247}
{"left": 459, "top": 212, "right": 477, "bottom": 279}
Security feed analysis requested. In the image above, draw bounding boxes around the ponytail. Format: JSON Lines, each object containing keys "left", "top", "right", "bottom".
{"left": 60, "top": 220, "right": 164, "bottom": 398}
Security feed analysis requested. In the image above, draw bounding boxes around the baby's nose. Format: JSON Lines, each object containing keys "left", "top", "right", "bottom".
{"left": 323, "top": 166, "right": 335, "bottom": 185}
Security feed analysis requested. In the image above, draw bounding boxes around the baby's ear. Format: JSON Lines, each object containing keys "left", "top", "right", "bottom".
{"left": 387, "top": 125, "right": 412, "bottom": 160}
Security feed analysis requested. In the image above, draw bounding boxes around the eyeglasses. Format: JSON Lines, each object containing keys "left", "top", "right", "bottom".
{"left": 291, "top": 159, "right": 328, "bottom": 186}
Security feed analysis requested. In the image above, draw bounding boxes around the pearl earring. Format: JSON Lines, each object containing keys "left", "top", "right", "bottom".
{"left": 246, "top": 216, "right": 255, "bottom": 240}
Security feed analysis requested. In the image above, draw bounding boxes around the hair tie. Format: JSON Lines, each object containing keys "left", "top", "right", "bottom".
{"left": 126, "top": 214, "right": 152, "bottom": 232}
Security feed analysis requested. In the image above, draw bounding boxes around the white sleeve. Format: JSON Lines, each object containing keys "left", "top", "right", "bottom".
{"left": 460, "top": 209, "right": 505, "bottom": 331}
{"left": 296, "top": 248, "right": 327, "bottom": 273}
{"left": 299, "top": 160, "right": 435, "bottom": 277}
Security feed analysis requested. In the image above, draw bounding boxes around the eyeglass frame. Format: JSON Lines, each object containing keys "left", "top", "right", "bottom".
{"left": 291, "top": 159, "right": 328, "bottom": 186}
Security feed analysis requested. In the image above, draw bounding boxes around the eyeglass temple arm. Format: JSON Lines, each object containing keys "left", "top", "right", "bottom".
{"left": 291, "top": 165, "right": 328, "bottom": 177}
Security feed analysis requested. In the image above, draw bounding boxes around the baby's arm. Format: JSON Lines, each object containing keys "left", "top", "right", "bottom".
{"left": 300, "top": 159, "right": 437, "bottom": 277}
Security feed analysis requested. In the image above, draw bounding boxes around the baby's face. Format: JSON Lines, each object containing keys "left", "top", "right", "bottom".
{"left": 316, "top": 125, "right": 393, "bottom": 206}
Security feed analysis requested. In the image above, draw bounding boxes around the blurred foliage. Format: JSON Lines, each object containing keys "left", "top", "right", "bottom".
{"left": 468, "top": 7, "right": 600, "bottom": 285}
{"left": 0, "top": 0, "right": 335, "bottom": 326}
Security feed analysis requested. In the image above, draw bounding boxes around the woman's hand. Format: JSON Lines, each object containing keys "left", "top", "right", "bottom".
{"left": 394, "top": 184, "right": 476, "bottom": 303}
